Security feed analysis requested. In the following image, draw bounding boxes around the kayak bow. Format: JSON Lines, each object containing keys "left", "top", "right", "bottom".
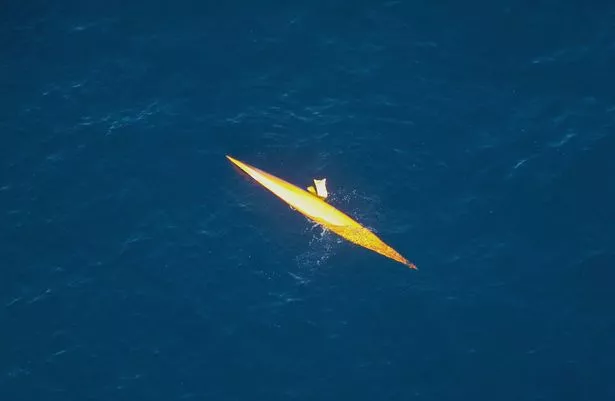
{"left": 226, "top": 155, "right": 417, "bottom": 269}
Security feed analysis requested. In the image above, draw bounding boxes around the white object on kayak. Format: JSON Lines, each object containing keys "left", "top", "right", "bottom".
{"left": 307, "top": 178, "right": 328, "bottom": 200}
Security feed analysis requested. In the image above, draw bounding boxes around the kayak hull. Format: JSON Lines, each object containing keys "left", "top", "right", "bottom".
{"left": 227, "top": 155, "right": 416, "bottom": 269}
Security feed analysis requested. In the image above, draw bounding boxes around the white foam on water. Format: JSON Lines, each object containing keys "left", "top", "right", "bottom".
{"left": 294, "top": 220, "right": 339, "bottom": 271}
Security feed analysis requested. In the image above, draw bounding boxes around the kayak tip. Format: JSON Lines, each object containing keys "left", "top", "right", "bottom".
{"left": 226, "top": 155, "right": 244, "bottom": 169}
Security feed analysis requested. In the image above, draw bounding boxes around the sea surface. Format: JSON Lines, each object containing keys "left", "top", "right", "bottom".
{"left": 2, "top": 1, "right": 615, "bottom": 400}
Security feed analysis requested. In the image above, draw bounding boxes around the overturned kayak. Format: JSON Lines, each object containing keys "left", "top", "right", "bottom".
{"left": 226, "top": 155, "right": 417, "bottom": 269}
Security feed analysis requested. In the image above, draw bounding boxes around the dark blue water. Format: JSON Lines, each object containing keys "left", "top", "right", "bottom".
{"left": 2, "top": 1, "right": 614, "bottom": 400}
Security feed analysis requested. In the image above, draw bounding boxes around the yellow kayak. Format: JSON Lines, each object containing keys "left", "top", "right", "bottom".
{"left": 226, "top": 155, "right": 417, "bottom": 269}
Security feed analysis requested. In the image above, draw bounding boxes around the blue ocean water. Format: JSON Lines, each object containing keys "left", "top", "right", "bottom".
{"left": 2, "top": 1, "right": 614, "bottom": 400}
